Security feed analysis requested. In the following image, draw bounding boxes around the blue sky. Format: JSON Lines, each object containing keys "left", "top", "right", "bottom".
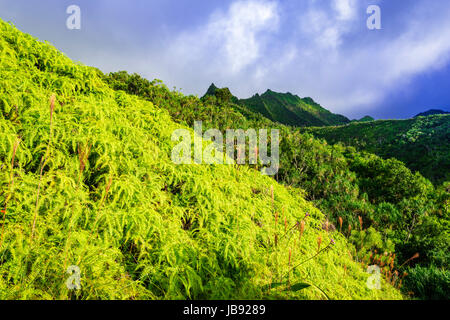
{"left": 0, "top": 0, "right": 449, "bottom": 119}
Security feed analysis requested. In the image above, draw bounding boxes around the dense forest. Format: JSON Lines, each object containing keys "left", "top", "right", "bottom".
{"left": 303, "top": 116, "right": 450, "bottom": 185}
{"left": 0, "top": 19, "right": 448, "bottom": 300}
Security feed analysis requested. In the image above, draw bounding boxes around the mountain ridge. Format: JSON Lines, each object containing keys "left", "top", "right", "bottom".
{"left": 352, "top": 116, "right": 375, "bottom": 122}
{"left": 415, "top": 109, "right": 449, "bottom": 118}
{"left": 203, "top": 83, "right": 351, "bottom": 127}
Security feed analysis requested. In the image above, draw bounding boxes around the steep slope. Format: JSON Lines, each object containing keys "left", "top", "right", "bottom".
{"left": 303, "top": 115, "right": 450, "bottom": 185}
{"left": 237, "top": 89, "right": 350, "bottom": 127}
{"left": 0, "top": 20, "right": 402, "bottom": 299}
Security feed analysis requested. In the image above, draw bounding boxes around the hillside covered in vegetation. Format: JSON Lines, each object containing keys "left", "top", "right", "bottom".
{"left": 303, "top": 116, "right": 450, "bottom": 185}
{"left": 415, "top": 109, "right": 449, "bottom": 118}
{"left": 105, "top": 72, "right": 449, "bottom": 299}
{"left": 0, "top": 19, "right": 409, "bottom": 300}
{"left": 204, "top": 84, "right": 350, "bottom": 127}
{"left": 352, "top": 116, "right": 375, "bottom": 123}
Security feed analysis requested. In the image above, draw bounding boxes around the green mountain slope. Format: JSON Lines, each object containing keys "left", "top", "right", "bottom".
{"left": 352, "top": 116, "right": 375, "bottom": 123}
{"left": 204, "top": 84, "right": 350, "bottom": 127}
{"left": 239, "top": 90, "right": 350, "bottom": 127}
{"left": 0, "top": 20, "right": 403, "bottom": 299}
{"left": 415, "top": 109, "right": 449, "bottom": 117}
{"left": 303, "top": 115, "right": 450, "bottom": 185}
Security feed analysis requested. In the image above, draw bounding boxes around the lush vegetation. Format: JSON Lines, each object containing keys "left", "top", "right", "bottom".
{"left": 203, "top": 84, "right": 350, "bottom": 127}
{"left": 352, "top": 116, "right": 375, "bottom": 122}
{"left": 304, "top": 116, "right": 450, "bottom": 185}
{"left": 0, "top": 19, "right": 406, "bottom": 300}
{"left": 104, "top": 76, "right": 449, "bottom": 299}
{"left": 415, "top": 109, "right": 449, "bottom": 117}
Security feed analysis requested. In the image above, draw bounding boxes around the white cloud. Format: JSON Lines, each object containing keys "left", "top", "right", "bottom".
{"left": 333, "top": 0, "right": 357, "bottom": 21}
{"left": 170, "top": 0, "right": 279, "bottom": 75}
{"left": 255, "top": 0, "right": 450, "bottom": 115}
{"left": 381, "top": 27, "right": 450, "bottom": 81}
{"left": 301, "top": 0, "right": 359, "bottom": 49}
{"left": 332, "top": 3, "right": 450, "bottom": 111}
